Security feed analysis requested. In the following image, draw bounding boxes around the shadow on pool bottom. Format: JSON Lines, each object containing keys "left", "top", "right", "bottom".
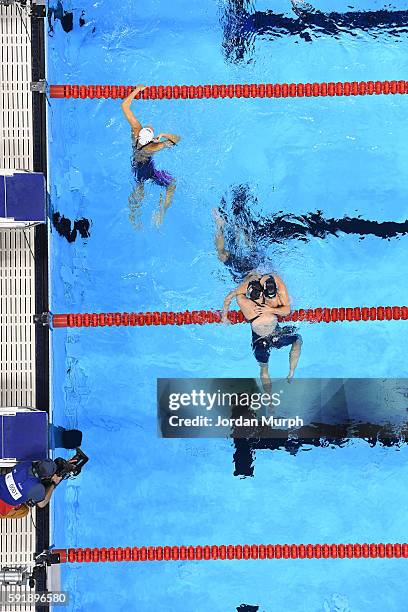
{"left": 233, "top": 431, "right": 406, "bottom": 477}
{"left": 52, "top": 212, "right": 91, "bottom": 243}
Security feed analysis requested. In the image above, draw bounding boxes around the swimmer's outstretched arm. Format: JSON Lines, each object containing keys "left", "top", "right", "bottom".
{"left": 221, "top": 289, "right": 238, "bottom": 322}
{"left": 213, "top": 209, "right": 230, "bottom": 262}
{"left": 121, "top": 85, "right": 146, "bottom": 135}
{"left": 141, "top": 133, "right": 181, "bottom": 156}
{"left": 155, "top": 133, "right": 181, "bottom": 145}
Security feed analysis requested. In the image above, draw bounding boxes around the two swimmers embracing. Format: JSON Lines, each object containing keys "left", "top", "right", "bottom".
{"left": 222, "top": 272, "right": 302, "bottom": 390}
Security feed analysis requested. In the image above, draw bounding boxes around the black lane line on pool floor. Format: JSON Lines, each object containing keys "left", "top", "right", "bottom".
{"left": 237, "top": 605, "right": 259, "bottom": 612}
{"left": 233, "top": 431, "right": 407, "bottom": 478}
{"left": 222, "top": 2, "right": 408, "bottom": 63}
{"left": 52, "top": 212, "right": 91, "bottom": 243}
{"left": 221, "top": 184, "right": 408, "bottom": 243}
{"left": 219, "top": 184, "right": 408, "bottom": 281}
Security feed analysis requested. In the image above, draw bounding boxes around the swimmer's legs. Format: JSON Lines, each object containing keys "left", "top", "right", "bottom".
{"left": 259, "top": 363, "right": 272, "bottom": 394}
{"left": 213, "top": 208, "right": 230, "bottom": 262}
{"left": 242, "top": 226, "right": 253, "bottom": 247}
{"left": 128, "top": 182, "right": 144, "bottom": 229}
{"left": 154, "top": 182, "right": 176, "bottom": 227}
{"left": 287, "top": 337, "right": 302, "bottom": 382}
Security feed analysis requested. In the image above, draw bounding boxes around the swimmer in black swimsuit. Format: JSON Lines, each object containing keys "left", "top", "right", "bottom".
{"left": 121, "top": 85, "right": 180, "bottom": 228}
{"left": 213, "top": 208, "right": 262, "bottom": 281}
{"left": 213, "top": 185, "right": 267, "bottom": 281}
{"left": 222, "top": 273, "right": 302, "bottom": 389}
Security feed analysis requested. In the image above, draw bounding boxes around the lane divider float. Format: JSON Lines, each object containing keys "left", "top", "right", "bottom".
{"left": 52, "top": 306, "right": 407, "bottom": 328}
{"left": 53, "top": 542, "right": 408, "bottom": 563}
{"left": 49, "top": 79, "right": 408, "bottom": 101}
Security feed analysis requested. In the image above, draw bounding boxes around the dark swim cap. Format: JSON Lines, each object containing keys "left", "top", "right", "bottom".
{"left": 263, "top": 275, "right": 277, "bottom": 298}
{"left": 247, "top": 280, "right": 264, "bottom": 301}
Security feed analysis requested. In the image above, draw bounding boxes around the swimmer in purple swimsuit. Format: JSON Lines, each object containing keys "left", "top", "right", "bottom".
{"left": 121, "top": 85, "right": 180, "bottom": 227}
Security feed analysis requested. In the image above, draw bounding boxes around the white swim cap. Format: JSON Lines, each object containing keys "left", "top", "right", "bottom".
{"left": 138, "top": 127, "right": 154, "bottom": 146}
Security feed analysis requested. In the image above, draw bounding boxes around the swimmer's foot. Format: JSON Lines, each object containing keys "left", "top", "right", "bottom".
{"left": 128, "top": 191, "right": 143, "bottom": 230}
{"left": 129, "top": 207, "right": 142, "bottom": 230}
{"left": 153, "top": 208, "right": 165, "bottom": 227}
{"left": 260, "top": 367, "right": 272, "bottom": 394}
{"left": 153, "top": 194, "right": 165, "bottom": 227}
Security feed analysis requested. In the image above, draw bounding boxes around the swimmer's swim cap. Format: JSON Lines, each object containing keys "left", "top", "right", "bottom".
{"left": 263, "top": 275, "right": 277, "bottom": 298}
{"left": 247, "top": 280, "right": 264, "bottom": 301}
{"left": 138, "top": 127, "right": 155, "bottom": 147}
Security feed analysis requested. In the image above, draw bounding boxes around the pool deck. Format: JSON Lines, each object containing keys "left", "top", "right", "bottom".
{"left": 0, "top": 2, "right": 48, "bottom": 611}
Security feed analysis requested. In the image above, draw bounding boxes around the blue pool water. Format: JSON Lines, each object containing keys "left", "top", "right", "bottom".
{"left": 48, "top": 1, "right": 408, "bottom": 610}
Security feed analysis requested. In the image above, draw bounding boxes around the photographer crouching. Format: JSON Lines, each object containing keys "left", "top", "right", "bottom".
{"left": 0, "top": 449, "right": 88, "bottom": 519}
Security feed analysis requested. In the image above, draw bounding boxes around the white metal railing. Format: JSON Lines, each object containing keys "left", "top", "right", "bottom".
{"left": 0, "top": 228, "right": 36, "bottom": 408}
{"left": 0, "top": 1, "right": 33, "bottom": 171}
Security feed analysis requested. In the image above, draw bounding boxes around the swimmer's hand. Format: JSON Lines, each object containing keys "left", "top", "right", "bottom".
{"left": 221, "top": 314, "right": 231, "bottom": 325}
{"left": 153, "top": 134, "right": 176, "bottom": 147}
{"left": 154, "top": 133, "right": 166, "bottom": 142}
{"left": 253, "top": 305, "right": 265, "bottom": 315}
{"left": 130, "top": 85, "right": 147, "bottom": 97}
{"left": 159, "top": 133, "right": 180, "bottom": 146}
{"left": 122, "top": 85, "right": 147, "bottom": 106}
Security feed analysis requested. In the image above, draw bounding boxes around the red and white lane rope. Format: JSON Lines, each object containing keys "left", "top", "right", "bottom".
{"left": 52, "top": 306, "right": 407, "bottom": 328}
{"left": 50, "top": 79, "right": 408, "bottom": 101}
{"left": 53, "top": 542, "right": 408, "bottom": 563}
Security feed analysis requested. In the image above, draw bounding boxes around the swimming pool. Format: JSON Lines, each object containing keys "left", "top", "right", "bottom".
{"left": 47, "top": 0, "right": 408, "bottom": 609}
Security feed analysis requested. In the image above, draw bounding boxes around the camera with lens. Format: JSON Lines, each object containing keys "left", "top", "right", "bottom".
{"left": 54, "top": 448, "right": 89, "bottom": 480}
